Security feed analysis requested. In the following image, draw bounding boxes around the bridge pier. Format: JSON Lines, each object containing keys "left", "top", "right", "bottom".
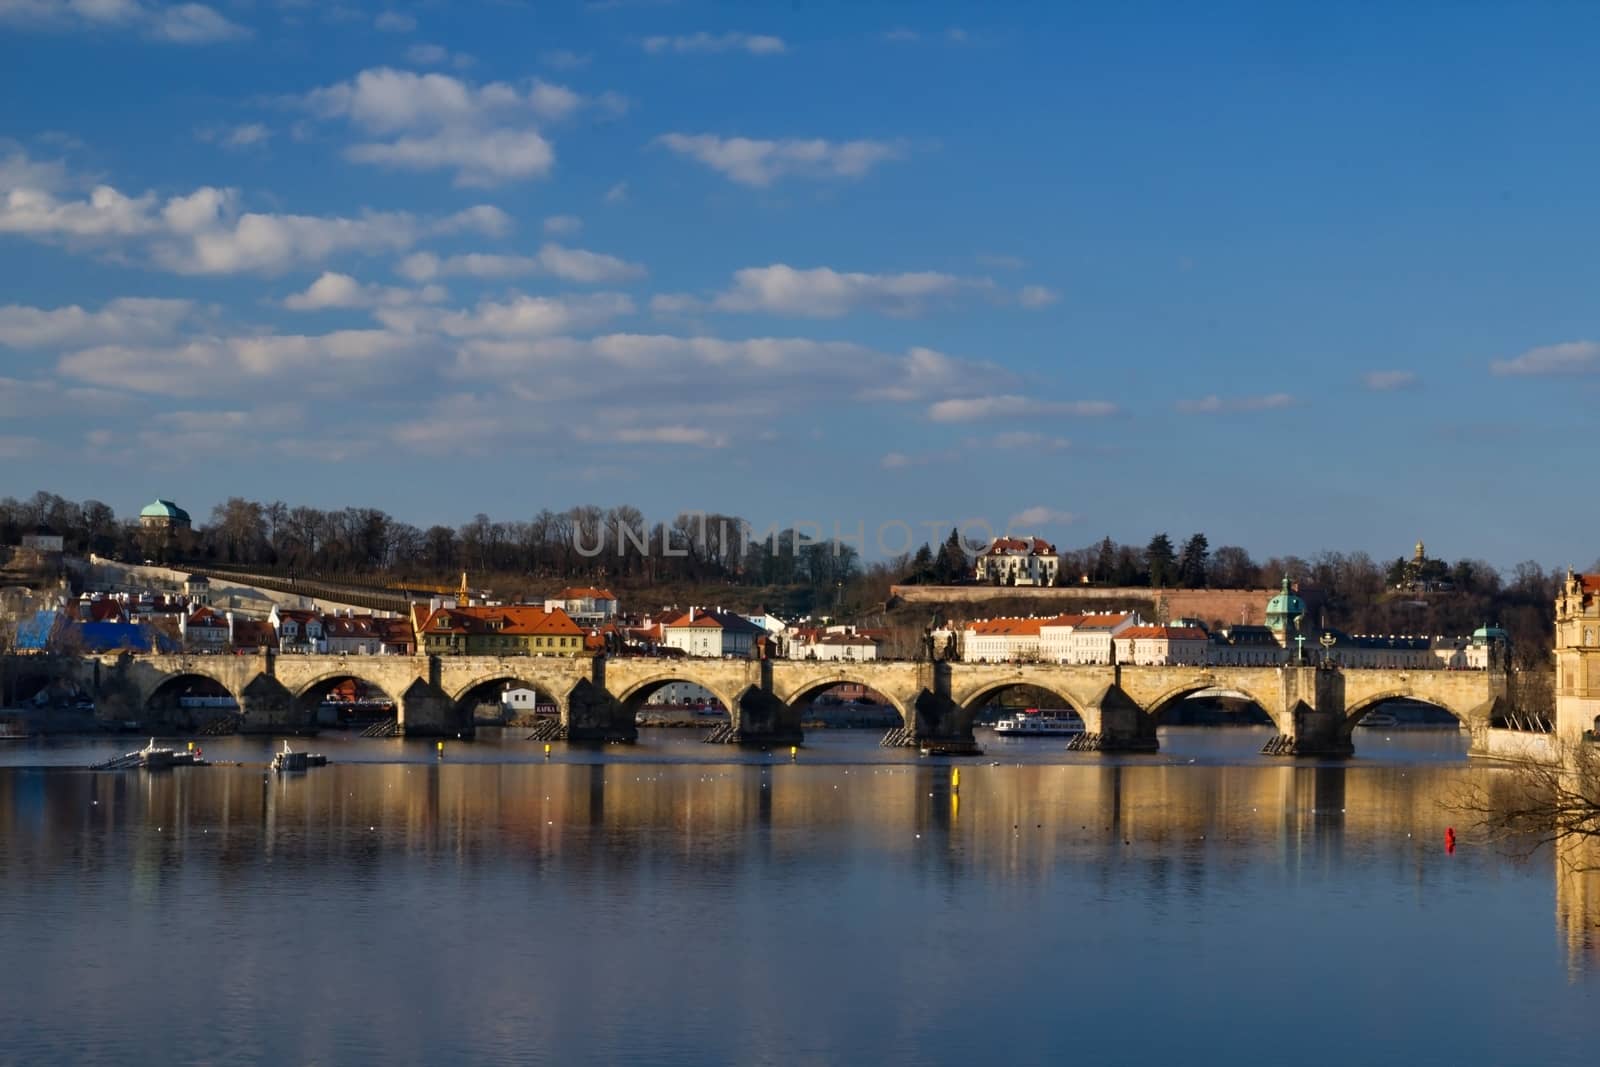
{"left": 1263, "top": 668, "right": 1353, "bottom": 758}
{"left": 238, "top": 674, "right": 307, "bottom": 735}
{"left": 399, "top": 661, "right": 472, "bottom": 738}
{"left": 732, "top": 686, "right": 803, "bottom": 748}
{"left": 565, "top": 675, "right": 636, "bottom": 743}
{"left": 1086, "top": 682, "right": 1158, "bottom": 752}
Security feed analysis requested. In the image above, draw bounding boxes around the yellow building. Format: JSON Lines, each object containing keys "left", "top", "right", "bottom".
{"left": 410, "top": 603, "right": 588, "bottom": 657}
{"left": 1554, "top": 570, "right": 1600, "bottom": 743}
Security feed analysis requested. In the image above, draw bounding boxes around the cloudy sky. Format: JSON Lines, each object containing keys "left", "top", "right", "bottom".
{"left": 1, "top": 1, "right": 1597, "bottom": 568}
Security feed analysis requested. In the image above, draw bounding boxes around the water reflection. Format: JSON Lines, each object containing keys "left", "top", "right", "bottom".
{"left": 0, "top": 743, "right": 1594, "bottom": 1065}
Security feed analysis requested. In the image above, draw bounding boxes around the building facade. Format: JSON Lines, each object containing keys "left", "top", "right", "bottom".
{"left": 974, "top": 536, "right": 1060, "bottom": 586}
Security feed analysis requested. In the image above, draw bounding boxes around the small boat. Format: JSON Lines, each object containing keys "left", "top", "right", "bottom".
{"left": 993, "top": 709, "right": 1085, "bottom": 737}
{"left": 271, "top": 740, "right": 328, "bottom": 773}
{"left": 0, "top": 719, "right": 27, "bottom": 740}
{"left": 91, "top": 738, "right": 207, "bottom": 770}
{"left": 1357, "top": 711, "right": 1399, "bottom": 728}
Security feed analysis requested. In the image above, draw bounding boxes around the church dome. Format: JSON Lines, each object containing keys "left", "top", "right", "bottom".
{"left": 1265, "top": 576, "right": 1304, "bottom": 633}
{"left": 140, "top": 499, "right": 191, "bottom": 524}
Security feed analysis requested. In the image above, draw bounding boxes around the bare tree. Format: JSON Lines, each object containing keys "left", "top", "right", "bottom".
{"left": 1455, "top": 741, "right": 1600, "bottom": 869}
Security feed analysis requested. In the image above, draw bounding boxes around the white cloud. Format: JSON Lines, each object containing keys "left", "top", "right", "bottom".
{"left": 880, "top": 451, "right": 914, "bottom": 469}
{"left": 883, "top": 28, "right": 919, "bottom": 42}
{"left": 433, "top": 206, "right": 512, "bottom": 240}
{"left": 1490, "top": 341, "right": 1600, "bottom": 377}
{"left": 642, "top": 32, "right": 786, "bottom": 55}
{"left": 282, "top": 271, "right": 445, "bottom": 311}
{"left": 1008, "top": 506, "right": 1075, "bottom": 528}
{"left": 927, "top": 395, "right": 1118, "bottom": 422}
{"left": 604, "top": 181, "right": 628, "bottom": 204}
{"left": 1017, "top": 284, "right": 1059, "bottom": 308}
{"left": 396, "top": 243, "right": 643, "bottom": 284}
{"left": 58, "top": 328, "right": 421, "bottom": 396}
{"left": 0, "top": 151, "right": 510, "bottom": 274}
{"left": 0, "top": 1, "right": 250, "bottom": 43}
{"left": 151, "top": 2, "right": 245, "bottom": 41}
{"left": 679, "top": 264, "right": 982, "bottom": 318}
{"left": 0, "top": 434, "right": 42, "bottom": 458}
{"left": 405, "top": 43, "right": 473, "bottom": 68}
{"left": 535, "top": 243, "right": 646, "bottom": 283}
{"left": 301, "top": 67, "right": 607, "bottom": 184}
{"left": 610, "top": 425, "right": 728, "bottom": 447}
{"left": 0, "top": 296, "right": 195, "bottom": 347}
{"left": 196, "top": 122, "right": 271, "bottom": 149}
{"left": 445, "top": 335, "right": 1009, "bottom": 432}
{"left": 346, "top": 128, "right": 554, "bottom": 186}
{"left": 540, "top": 49, "right": 590, "bottom": 70}
{"left": 654, "top": 133, "right": 905, "bottom": 187}
{"left": 373, "top": 10, "right": 414, "bottom": 32}
{"left": 1174, "top": 393, "right": 1295, "bottom": 413}
{"left": 543, "top": 213, "right": 582, "bottom": 235}
{"left": 1362, "top": 369, "right": 1419, "bottom": 391}
{"left": 377, "top": 291, "right": 636, "bottom": 339}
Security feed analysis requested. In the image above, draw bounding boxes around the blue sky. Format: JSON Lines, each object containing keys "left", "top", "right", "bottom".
{"left": 2, "top": 1, "right": 1598, "bottom": 570}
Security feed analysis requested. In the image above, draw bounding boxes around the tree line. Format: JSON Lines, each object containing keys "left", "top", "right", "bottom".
{"left": 0, "top": 491, "right": 1568, "bottom": 661}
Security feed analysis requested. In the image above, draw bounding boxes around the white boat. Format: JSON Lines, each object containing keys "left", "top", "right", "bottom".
{"left": 1357, "top": 711, "right": 1399, "bottom": 728}
{"left": 993, "top": 709, "right": 1085, "bottom": 737}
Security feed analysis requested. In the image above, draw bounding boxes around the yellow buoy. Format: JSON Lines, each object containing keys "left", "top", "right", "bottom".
{"left": 789, "top": 745, "right": 797, "bottom": 760}
{"left": 186, "top": 741, "right": 194, "bottom": 752}
{"left": 436, "top": 740, "right": 444, "bottom": 758}
{"left": 951, "top": 767, "right": 960, "bottom": 793}
{"left": 544, "top": 743, "right": 552, "bottom": 758}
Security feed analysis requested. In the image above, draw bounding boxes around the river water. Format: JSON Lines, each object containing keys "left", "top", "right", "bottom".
{"left": 1, "top": 726, "right": 1595, "bottom": 1066}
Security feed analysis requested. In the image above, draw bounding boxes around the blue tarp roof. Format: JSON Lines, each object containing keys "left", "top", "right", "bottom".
{"left": 67, "top": 621, "right": 179, "bottom": 654}
{"left": 13, "top": 610, "right": 60, "bottom": 651}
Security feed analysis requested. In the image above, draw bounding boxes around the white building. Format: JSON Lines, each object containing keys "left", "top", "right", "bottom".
{"left": 806, "top": 632, "right": 880, "bottom": 661}
{"left": 974, "top": 536, "right": 1060, "bottom": 586}
{"left": 179, "top": 606, "right": 229, "bottom": 652}
{"left": 1113, "top": 625, "right": 1210, "bottom": 666}
{"left": 543, "top": 587, "right": 619, "bottom": 627}
{"left": 1065, "top": 612, "right": 1140, "bottom": 664}
{"left": 660, "top": 607, "right": 764, "bottom": 658}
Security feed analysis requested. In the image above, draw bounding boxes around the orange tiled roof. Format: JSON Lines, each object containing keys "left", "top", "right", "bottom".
{"left": 1119, "top": 625, "right": 1207, "bottom": 641}
{"left": 981, "top": 536, "right": 1057, "bottom": 556}
{"left": 414, "top": 603, "right": 583, "bottom": 638}
{"left": 1075, "top": 613, "right": 1132, "bottom": 631}
{"left": 553, "top": 587, "right": 617, "bottom": 601}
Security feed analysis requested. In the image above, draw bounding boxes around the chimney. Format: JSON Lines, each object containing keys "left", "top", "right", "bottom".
{"left": 225, "top": 611, "right": 235, "bottom": 642}
{"left": 689, "top": 606, "right": 695, "bottom": 623}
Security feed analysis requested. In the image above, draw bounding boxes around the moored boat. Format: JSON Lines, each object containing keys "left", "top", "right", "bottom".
{"left": 271, "top": 740, "right": 328, "bottom": 773}
{"left": 1356, "top": 711, "right": 1399, "bottom": 728}
{"left": 993, "top": 709, "right": 1086, "bottom": 737}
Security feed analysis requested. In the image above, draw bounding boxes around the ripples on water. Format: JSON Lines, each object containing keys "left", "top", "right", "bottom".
{"left": 0, "top": 728, "right": 1595, "bottom": 1066}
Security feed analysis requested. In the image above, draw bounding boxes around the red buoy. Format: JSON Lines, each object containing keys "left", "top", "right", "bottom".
{"left": 1445, "top": 826, "right": 1456, "bottom": 854}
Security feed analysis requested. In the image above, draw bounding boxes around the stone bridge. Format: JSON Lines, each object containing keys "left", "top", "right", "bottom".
{"left": 46, "top": 652, "right": 1508, "bottom": 756}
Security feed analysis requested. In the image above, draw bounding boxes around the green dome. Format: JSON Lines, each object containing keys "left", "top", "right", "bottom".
{"left": 140, "top": 499, "right": 191, "bottom": 523}
{"left": 1472, "top": 624, "right": 1509, "bottom": 645}
{"left": 1265, "top": 576, "right": 1305, "bottom": 632}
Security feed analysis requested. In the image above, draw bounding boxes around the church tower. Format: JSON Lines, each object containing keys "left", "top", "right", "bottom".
{"left": 1554, "top": 569, "right": 1600, "bottom": 743}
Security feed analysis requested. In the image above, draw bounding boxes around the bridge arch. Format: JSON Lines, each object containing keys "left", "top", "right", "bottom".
{"left": 779, "top": 674, "right": 910, "bottom": 727}
{"left": 953, "top": 679, "right": 1089, "bottom": 720}
{"left": 1141, "top": 680, "right": 1280, "bottom": 723}
{"left": 613, "top": 673, "right": 739, "bottom": 717}
{"left": 143, "top": 670, "right": 239, "bottom": 724}
{"left": 450, "top": 673, "right": 569, "bottom": 723}
{"left": 292, "top": 671, "right": 400, "bottom": 728}
{"left": 1341, "top": 692, "right": 1471, "bottom": 729}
